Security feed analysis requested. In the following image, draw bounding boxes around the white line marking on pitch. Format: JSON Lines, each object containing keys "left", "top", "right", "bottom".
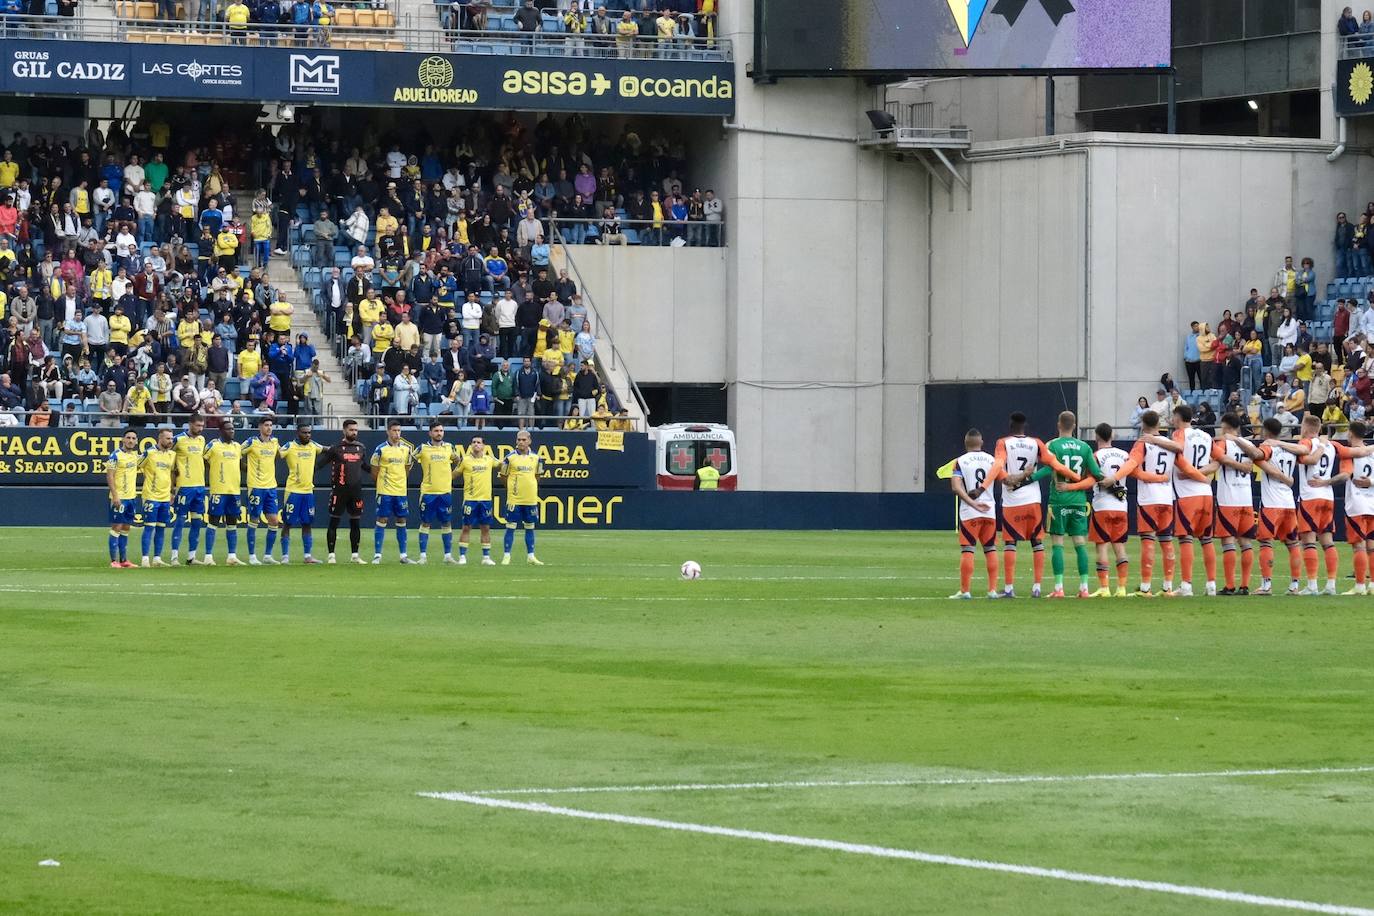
{"left": 419, "top": 792, "right": 1374, "bottom": 916}
{"left": 466, "top": 765, "right": 1374, "bottom": 797}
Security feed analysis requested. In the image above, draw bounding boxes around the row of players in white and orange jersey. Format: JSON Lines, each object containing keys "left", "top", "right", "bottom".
{"left": 950, "top": 406, "right": 1374, "bottom": 597}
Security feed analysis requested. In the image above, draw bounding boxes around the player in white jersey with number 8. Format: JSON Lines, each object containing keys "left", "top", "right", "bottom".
{"left": 949, "top": 429, "right": 1001, "bottom": 600}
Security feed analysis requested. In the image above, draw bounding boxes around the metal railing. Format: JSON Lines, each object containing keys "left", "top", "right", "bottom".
{"left": 0, "top": 407, "right": 640, "bottom": 431}
{"left": 547, "top": 222, "right": 649, "bottom": 423}
{"left": 333, "top": 410, "right": 641, "bottom": 431}
{"left": 548, "top": 215, "right": 726, "bottom": 248}
{"left": 3, "top": 13, "right": 732, "bottom": 59}
{"left": 1340, "top": 33, "right": 1374, "bottom": 59}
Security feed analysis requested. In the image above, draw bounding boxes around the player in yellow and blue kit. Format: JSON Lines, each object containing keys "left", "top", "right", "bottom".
{"left": 104, "top": 428, "right": 141, "bottom": 568}
{"left": 170, "top": 415, "right": 208, "bottom": 565}
{"left": 456, "top": 435, "right": 497, "bottom": 566}
{"left": 280, "top": 422, "right": 325, "bottom": 564}
{"left": 203, "top": 419, "right": 245, "bottom": 565}
{"left": 499, "top": 428, "right": 545, "bottom": 565}
{"left": 371, "top": 419, "right": 417, "bottom": 563}
{"left": 244, "top": 417, "right": 283, "bottom": 565}
{"left": 415, "top": 421, "right": 459, "bottom": 564}
{"left": 138, "top": 428, "right": 178, "bottom": 567}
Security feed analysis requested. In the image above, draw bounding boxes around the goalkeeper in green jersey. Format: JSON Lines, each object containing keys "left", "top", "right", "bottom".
{"left": 1021, "top": 411, "right": 1119, "bottom": 598}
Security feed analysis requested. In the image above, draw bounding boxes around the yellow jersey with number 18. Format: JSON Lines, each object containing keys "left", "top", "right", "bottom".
{"left": 244, "top": 437, "right": 281, "bottom": 489}
{"left": 281, "top": 440, "right": 325, "bottom": 495}
{"left": 417, "top": 442, "right": 457, "bottom": 496}
{"left": 458, "top": 453, "right": 495, "bottom": 502}
{"left": 105, "top": 448, "right": 141, "bottom": 500}
{"left": 205, "top": 439, "right": 244, "bottom": 495}
{"left": 502, "top": 452, "right": 543, "bottom": 507}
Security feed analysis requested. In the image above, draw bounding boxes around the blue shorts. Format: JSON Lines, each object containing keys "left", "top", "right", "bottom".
{"left": 248, "top": 488, "right": 280, "bottom": 520}
{"left": 209, "top": 493, "right": 243, "bottom": 520}
{"left": 462, "top": 499, "right": 494, "bottom": 527}
{"left": 420, "top": 494, "right": 453, "bottom": 526}
{"left": 376, "top": 494, "right": 409, "bottom": 520}
{"left": 505, "top": 504, "right": 538, "bottom": 526}
{"left": 109, "top": 498, "right": 138, "bottom": 525}
{"left": 284, "top": 492, "right": 316, "bottom": 527}
{"left": 176, "top": 486, "right": 208, "bottom": 518}
{"left": 142, "top": 499, "right": 173, "bottom": 526}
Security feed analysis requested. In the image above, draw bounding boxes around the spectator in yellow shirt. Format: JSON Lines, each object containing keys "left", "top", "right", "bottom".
{"left": 237, "top": 339, "right": 262, "bottom": 378}
{"left": 250, "top": 211, "right": 273, "bottom": 268}
{"left": 358, "top": 291, "right": 384, "bottom": 348}
{"left": 214, "top": 228, "right": 239, "bottom": 272}
{"left": 371, "top": 319, "right": 395, "bottom": 357}
{"left": 268, "top": 299, "right": 294, "bottom": 335}
{"left": 108, "top": 305, "right": 132, "bottom": 355}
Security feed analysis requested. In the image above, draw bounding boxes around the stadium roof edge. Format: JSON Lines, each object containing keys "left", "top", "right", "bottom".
{"left": 961, "top": 131, "right": 1338, "bottom": 159}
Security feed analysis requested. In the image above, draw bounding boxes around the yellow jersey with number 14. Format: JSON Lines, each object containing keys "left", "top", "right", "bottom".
{"left": 281, "top": 440, "right": 325, "bottom": 495}
{"left": 205, "top": 439, "right": 244, "bottom": 495}
{"left": 105, "top": 448, "right": 141, "bottom": 500}
{"left": 458, "top": 453, "right": 495, "bottom": 502}
{"left": 502, "top": 452, "right": 544, "bottom": 507}
{"left": 417, "top": 442, "right": 457, "bottom": 496}
{"left": 373, "top": 441, "right": 414, "bottom": 497}
{"left": 244, "top": 437, "right": 281, "bottom": 490}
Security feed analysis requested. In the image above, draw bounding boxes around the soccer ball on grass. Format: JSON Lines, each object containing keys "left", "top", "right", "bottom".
{"left": 680, "top": 560, "right": 702, "bottom": 580}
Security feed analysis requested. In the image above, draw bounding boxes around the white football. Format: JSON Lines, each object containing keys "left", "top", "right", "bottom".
{"left": 680, "top": 560, "right": 702, "bottom": 580}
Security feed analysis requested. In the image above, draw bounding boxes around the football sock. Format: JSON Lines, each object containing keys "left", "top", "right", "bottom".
{"left": 1002, "top": 545, "right": 1017, "bottom": 588}
{"left": 1140, "top": 538, "right": 1155, "bottom": 583}
{"left": 1179, "top": 539, "right": 1194, "bottom": 585}
{"left": 524, "top": 525, "right": 535, "bottom": 553}
{"left": 397, "top": 526, "right": 408, "bottom": 555}
{"left": 459, "top": 538, "right": 468, "bottom": 558}
{"left": 441, "top": 530, "right": 453, "bottom": 555}
{"left": 1032, "top": 542, "right": 1045, "bottom": 584}
{"left": 1074, "top": 544, "right": 1090, "bottom": 587}
{"left": 1223, "top": 545, "right": 1236, "bottom": 589}
{"left": 349, "top": 519, "right": 361, "bottom": 553}
{"left": 247, "top": 524, "right": 258, "bottom": 556}
{"left": 205, "top": 526, "right": 217, "bottom": 555}
{"left": 188, "top": 519, "right": 203, "bottom": 553}
{"left": 504, "top": 524, "right": 516, "bottom": 553}
{"left": 1051, "top": 544, "right": 1064, "bottom": 589}
{"left": 1240, "top": 546, "right": 1253, "bottom": 587}
{"left": 1355, "top": 548, "right": 1369, "bottom": 585}
{"left": 374, "top": 525, "right": 385, "bottom": 555}
{"left": 265, "top": 528, "right": 278, "bottom": 556}
{"left": 1116, "top": 556, "right": 1129, "bottom": 587}
{"left": 418, "top": 526, "right": 430, "bottom": 554}
{"left": 153, "top": 526, "right": 165, "bottom": 556}
{"left": 280, "top": 532, "right": 291, "bottom": 560}
{"left": 108, "top": 528, "right": 119, "bottom": 562}
{"left": 141, "top": 526, "right": 153, "bottom": 557}
{"left": 117, "top": 533, "right": 128, "bottom": 562}
{"left": 327, "top": 517, "right": 339, "bottom": 552}
{"left": 983, "top": 546, "right": 998, "bottom": 592}
{"left": 227, "top": 526, "right": 239, "bottom": 554}
{"left": 1201, "top": 539, "right": 1217, "bottom": 583}
{"left": 171, "top": 518, "right": 185, "bottom": 552}
{"left": 959, "top": 550, "right": 974, "bottom": 593}
{"left": 1288, "top": 545, "right": 1302, "bottom": 581}
{"left": 1325, "top": 545, "right": 1339, "bottom": 580}
{"left": 1161, "top": 541, "right": 1176, "bottom": 583}
{"left": 1304, "top": 544, "right": 1319, "bottom": 581}
{"left": 481, "top": 542, "right": 490, "bottom": 557}
{"left": 1259, "top": 543, "right": 1274, "bottom": 580}
{"left": 1096, "top": 562, "right": 1109, "bottom": 589}
{"left": 302, "top": 531, "right": 312, "bottom": 556}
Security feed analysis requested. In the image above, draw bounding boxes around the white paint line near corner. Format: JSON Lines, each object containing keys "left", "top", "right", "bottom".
{"left": 419, "top": 791, "right": 1374, "bottom": 916}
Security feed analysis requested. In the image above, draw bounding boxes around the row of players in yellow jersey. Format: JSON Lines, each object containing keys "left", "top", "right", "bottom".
{"left": 102, "top": 415, "right": 548, "bottom": 568}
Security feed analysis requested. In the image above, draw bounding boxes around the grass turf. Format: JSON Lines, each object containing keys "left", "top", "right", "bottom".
{"left": 2, "top": 527, "right": 1373, "bottom": 915}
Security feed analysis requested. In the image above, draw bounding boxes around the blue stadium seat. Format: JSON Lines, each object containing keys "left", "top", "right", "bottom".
{"left": 1327, "top": 282, "right": 1339, "bottom": 299}
{"left": 224, "top": 378, "right": 241, "bottom": 399}
{"left": 622, "top": 228, "right": 640, "bottom": 245}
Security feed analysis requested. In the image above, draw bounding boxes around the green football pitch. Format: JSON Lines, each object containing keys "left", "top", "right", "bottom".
{"left": 3, "top": 527, "right": 1374, "bottom": 916}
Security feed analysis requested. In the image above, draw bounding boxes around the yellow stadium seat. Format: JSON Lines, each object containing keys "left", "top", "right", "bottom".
{"left": 200, "top": 31, "right": 228, "bottom": 44}
{"left": 333, "top": 7, "right": 353, "bottom": 26}
{"left": 353, "top": 8, "right": 374, "bottom": 27}
{"left": 374, "top": 9, "right": 393, "bottom": 28}
{"left": 134, "top": 1, "right": 156, "bottom": 18}
{"left": 125, "top": 29, "right": 145, "bottom": 41}
{"left": 383, "top": 39, "right": 403, "bottom": 51}
{"left": 365, "top": 39, "right": 386, "bottom": 51}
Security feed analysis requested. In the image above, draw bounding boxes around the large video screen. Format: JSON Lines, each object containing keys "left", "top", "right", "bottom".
{"left": 756, "top": 0, "right": 1171, "bottom": 76}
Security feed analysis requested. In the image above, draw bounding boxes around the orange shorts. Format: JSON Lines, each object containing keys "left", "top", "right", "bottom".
{"left": 1088, "top": 510, "right": 1128, "bottom": 544}
{"left": 1000, "top": 504, "right": 1043, "bottom": 543}
{"left": 1259, "top": 507, "right": 1298, "bottom": 542}
{"left": 959, "top": 517, "right": 997, "bottom": 548}
{"left": 1136, "top": 503, "right": 1175, "bottom": 536}
{"left": 1215, "top": 505, "right": 1258, "bottom": 539}
{"left": 1347, "top": 515, "right": 1374, "bottom": 545}
{"left": 1175, "top": 496, "right": 1215, "bottom": 538}
{"left": 1298, "top": 500, "right": 1334, "bottom": 536}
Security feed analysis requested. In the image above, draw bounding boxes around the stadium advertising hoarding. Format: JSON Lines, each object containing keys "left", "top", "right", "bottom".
{"left": 2, "top": 41, "right": 735, "bottom": 115}
{"left": 754, "top": 0, "right": 1170, "bottom": 76}
{"left": 0, "top": 428, "right": 654, "bottom": 489}
{"left": 1338, "top": 58, "right": 1374, "bottom": 117}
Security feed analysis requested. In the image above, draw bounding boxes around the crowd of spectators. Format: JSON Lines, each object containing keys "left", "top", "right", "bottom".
{"left": 443, "top": 1, "right": 720, "bottom": 57}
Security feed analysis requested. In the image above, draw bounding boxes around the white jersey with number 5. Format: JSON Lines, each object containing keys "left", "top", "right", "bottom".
{"left": 1299, "top": 438, "right": 1337, "bottom": 503}
{"left": 1134, "top": 439, "right": 1176, "bottom": 507}
{"left": 1092, "top": 447, "right": 1129, "bottom": 513}
{"left": 1259, "top": 446, "right": 1297, "bottom": 510}
{"left": 1214, "top": 439, "right": 1254, "bottom": 509}
{"left": 1173, "top": 427, "right": 1215, "bottom": 500}
{"left": 1346, "top": 448, "right": 1374, "bottom": 517}
{"left": 997, "top": 435, "right": 1044, "bottom": 508}
{"left": 954, "top": 450, "right": 997, "bottom": 521}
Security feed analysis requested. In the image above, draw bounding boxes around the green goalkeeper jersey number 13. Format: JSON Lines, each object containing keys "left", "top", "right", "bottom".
{"left": 1030, "top": 436, "right": 1103, "bottom": 507}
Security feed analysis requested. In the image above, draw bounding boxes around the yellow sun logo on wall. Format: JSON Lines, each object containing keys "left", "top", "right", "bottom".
{"left": 1352, "top": 62, "right": 1374, "bottom": 106}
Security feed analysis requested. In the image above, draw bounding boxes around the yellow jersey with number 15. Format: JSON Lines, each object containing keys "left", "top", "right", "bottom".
{"left": 502, "top": 452, "right": 544, "bottom": 507}
{"left": 205, "top": 439, "right": 244, "bottom": 495}
{"left": 244, "top": 437, "right": 281, "bottom": 490}
{"left": 280, "top": 440, "right": 325, "bottom": 495}
{"left": 417, "top": 442, "right": 457, "bottom": 496}
{"left": 458, "top": 453, "right": 495, "bottom": 502}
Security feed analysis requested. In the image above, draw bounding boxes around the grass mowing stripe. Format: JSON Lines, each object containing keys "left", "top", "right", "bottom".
{"left": 0, "top": 585, "right": 941, "bottom": 602}
{"left": 420, "top": 792, "right": 1374, "bottom": 916}
{"left": 463, "top": 764, "right": 1374, "bottom": 796}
